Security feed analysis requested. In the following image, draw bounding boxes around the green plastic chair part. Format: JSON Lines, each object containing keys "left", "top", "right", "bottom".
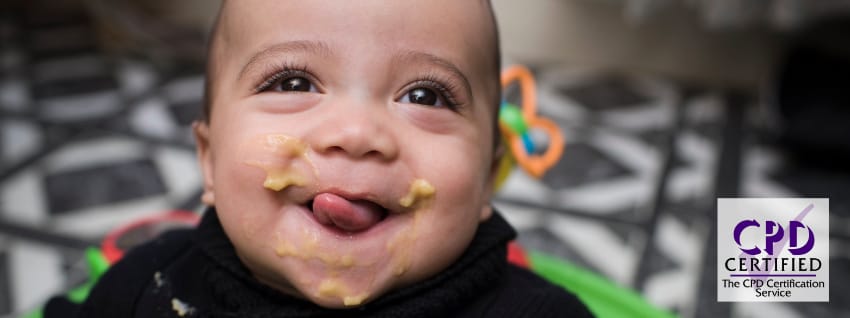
{"left": 67, "top": 247, "right": 110, "bottom": 303}
{"left": 22, "top": 247, "right": 111, "bottom": 318}
{"left": 528, "top": 251, "right": 678, "bottom": 318}
{"left": 21, "top": 309, "right": 42, "bottom": 318}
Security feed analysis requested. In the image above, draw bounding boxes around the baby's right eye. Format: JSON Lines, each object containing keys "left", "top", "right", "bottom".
{"left": 256, "top": 68, "right": 319, "bottom": 93}
{"left": 264, "top": 76, "right": 316, "bottom": 93}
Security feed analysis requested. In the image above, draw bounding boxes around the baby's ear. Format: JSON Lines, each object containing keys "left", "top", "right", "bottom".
{"left": 479, "top": 142, "right": 505, "bottom": 221}
{"left": 479, "top": 204, "right": 493, "bottom": 222}
{"left": 193, "top": 121, "right": 216, "bottom": 206}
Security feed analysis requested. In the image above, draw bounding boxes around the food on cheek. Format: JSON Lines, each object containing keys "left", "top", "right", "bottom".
{"left": 268, "top": 134, "right": 307, "bottom": 155}
{"left": 242, "top": 134, "right": 317, "bottom": 192}
{"left": 261, "top": 168, "right": 309, "bottom": 191}
{"left": 398, "top": 179, "right": 435, "bottom": 208}
{"left": 386, "top": 178, "right": 436, "bottom": 276}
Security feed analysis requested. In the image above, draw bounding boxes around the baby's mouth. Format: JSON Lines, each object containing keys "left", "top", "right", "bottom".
{"left": 308, "top": 193, "right": 389, "bottom": 233}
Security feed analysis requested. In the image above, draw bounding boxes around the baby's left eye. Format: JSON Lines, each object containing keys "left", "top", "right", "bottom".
{"left": 278, "top": 77, "right": 313, "bottom": 92}
{"left": 399, "top": 87, "right": 445, "bottom": 107}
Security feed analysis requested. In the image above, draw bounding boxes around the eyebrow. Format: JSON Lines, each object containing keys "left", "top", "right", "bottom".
{"left": 394, "top": 50, "right": 474, "bottom": 99}
{"left": 238, "top": 40, "right": 332, "bottom": 80}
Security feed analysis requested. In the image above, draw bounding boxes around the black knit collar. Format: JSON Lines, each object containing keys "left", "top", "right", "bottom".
{"left": 194, "top": 208, "right": 517, "bottom": 317}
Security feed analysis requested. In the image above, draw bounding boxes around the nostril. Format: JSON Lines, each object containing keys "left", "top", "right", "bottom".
{"left": 325, "top": 145, "right": 347, "bottom": 154}
{"left": 363, "top": 150, "right": 384, "bottom": 159}
{"left": 321, "top": 145, "right": 388, "bottom": 159}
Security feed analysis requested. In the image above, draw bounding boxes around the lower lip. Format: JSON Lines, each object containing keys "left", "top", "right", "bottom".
{"left": 295, "top": 203, "right": 397, "bottom": 239}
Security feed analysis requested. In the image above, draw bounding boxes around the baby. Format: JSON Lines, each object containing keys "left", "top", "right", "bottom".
{"left": 46, "top": 0, "right": 592, "bottom": 317}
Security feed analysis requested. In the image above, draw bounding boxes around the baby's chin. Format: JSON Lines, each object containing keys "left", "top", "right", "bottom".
{"left": 237, "top": 202, "right": 431, "bottom": 308}
{"left": 274, "top": 255, "right": 406, "bottom": 308}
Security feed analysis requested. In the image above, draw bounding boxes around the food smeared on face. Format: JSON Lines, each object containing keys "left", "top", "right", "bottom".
{"left": 266, "top": 178, "right": 438, "bottom": 304}
{"left": 243, "top": 134, "right": 317, "bottom": 191}
{"left": 385, "top": 178, "right": 437, "bottom": 276}
{"left": 398, "top": 179, "right": 435, "bottom": 208}
{"left": 273, "top": 230, "right": 358, "bottom": 268}
{"left": 317, "top": 278, "right": 371, "bottom": 306}
{"left": 197, "top": 0, "right": 499, "bottom": 308}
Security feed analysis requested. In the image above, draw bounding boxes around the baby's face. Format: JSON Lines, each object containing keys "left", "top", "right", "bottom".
{"left": 195, "top": 0, "right": 499, "bottom": 308}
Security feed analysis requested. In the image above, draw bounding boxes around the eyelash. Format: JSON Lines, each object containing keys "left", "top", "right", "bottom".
{"left": 406, "top": 74, "right": 464, "bottom": 111}
{"left": 254, "top": 63, "right": 315, "bottom": 93}
{"left": 253, "top": 64, "right": 464, "bottom": 111}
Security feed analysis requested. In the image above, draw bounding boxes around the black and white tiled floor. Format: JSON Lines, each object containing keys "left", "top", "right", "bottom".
{"left": 494, "top": 69, "right": 850, "bottom": 317}
{"left": 0, "top": 4, "right": 204, "bottom": 315}
{"left": 1, "top": 4, "right": 849, "bottom": 318}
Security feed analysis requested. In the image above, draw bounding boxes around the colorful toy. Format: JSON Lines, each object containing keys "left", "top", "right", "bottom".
{"left": 495, "top": 65, "right": 565, "bottom": 188}
{"left": 497, "top": 66, "right": 675, "bottom": 317}
{"left": 508, "top": 243, "right": 678, "bottom": 318}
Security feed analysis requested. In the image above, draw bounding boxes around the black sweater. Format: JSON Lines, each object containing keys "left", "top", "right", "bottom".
{"left": 46, "top": 208, "right": 593, "bottom": 317}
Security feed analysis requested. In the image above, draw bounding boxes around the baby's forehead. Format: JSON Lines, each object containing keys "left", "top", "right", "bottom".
{"left": 205, "top": 0, "right": 501, "bottom": 119}
{"left": 212, "top": 0, "right": 497, "bottom": 71}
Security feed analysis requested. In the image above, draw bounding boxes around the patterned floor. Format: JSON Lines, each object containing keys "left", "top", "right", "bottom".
{"left": 1, "top": 4, "right": 849, "bottom": 318}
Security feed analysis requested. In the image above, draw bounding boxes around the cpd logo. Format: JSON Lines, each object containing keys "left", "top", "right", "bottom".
{"left": 733, "top": 219, "right": 814, "bottom": 256}
{"left": 717, "top": 198, "right": 829, "bottom": 302}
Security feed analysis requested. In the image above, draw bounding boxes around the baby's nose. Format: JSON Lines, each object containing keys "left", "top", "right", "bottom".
{"left": 310, "top": 106, "right": 400, "bottom": 160}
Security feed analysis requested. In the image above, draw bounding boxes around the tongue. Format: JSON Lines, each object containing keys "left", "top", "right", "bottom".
{"left": 312, "top": 193, "right": 385, "bottom": 232}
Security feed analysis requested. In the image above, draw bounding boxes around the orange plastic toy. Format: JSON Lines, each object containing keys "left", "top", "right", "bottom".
{"left": 498, "top": 65, "right": 565, "bottom": 179}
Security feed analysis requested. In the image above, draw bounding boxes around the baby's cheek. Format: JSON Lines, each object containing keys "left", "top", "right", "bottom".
{"left": 385, "top": 184, "right": 432, "bottom": 278}
{"left": 402, "top": 204, "right": 479, "bottom": 285}
{"left": 399, "top": 173, "right": 485, "bottom": 284}
{"left": 434, "top": 164, "right": 487, "bottom": 211}
{"left": 238, "top": 134, "right": 318, "bottom": 192}
{"left": 216, "top": 134, "right": 320, "bottom": 267}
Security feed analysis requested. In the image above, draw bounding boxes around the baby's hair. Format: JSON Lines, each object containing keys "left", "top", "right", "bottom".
{"left": 200, "top": 0, "right": 502, "bottom": 148}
